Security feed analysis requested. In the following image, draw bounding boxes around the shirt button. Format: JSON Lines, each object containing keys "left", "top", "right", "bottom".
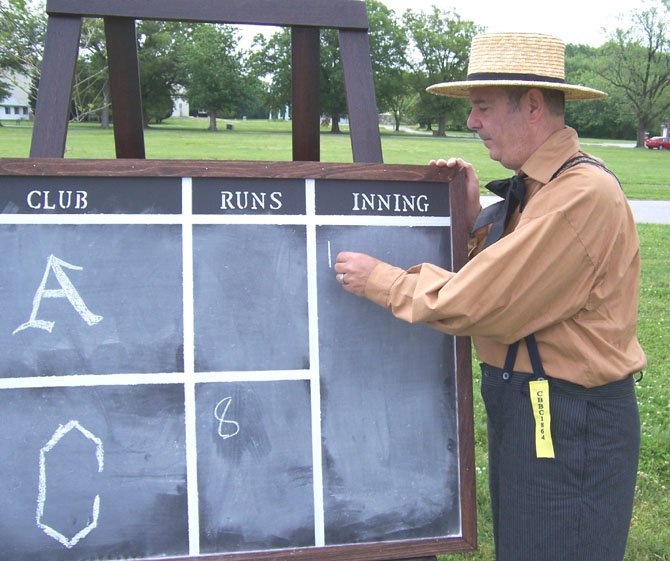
{"left": 502, "top": 371, "right": 511, "bottom": 381}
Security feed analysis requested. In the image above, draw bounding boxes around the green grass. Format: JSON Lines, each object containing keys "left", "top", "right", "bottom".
{"left": 1, "top": 118, "right": 669, "bottom": 559}
{"left": 633, "top": 225, "right": 670, "bottom": 559}
{"left": 1, "top": 117, "right": 669, "bottom": 200}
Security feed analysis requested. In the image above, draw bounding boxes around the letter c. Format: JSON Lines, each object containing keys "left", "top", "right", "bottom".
{"left": 27, "top": 190, "right": 42, "bottom": 209}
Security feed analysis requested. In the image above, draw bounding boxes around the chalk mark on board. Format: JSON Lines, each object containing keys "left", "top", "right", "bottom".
{"left": 36, "top": 420, "right": 104, "bottom": 548}
{"left": 214, "top": 397, "right": 240, "bottom": 440}
{"left": 13, "top": 254, "right": 103, "bottom": 335}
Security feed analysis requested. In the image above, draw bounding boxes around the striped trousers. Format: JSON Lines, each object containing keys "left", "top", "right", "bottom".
{"left": 480, "top": 363, "right": 640, "bottom": 561}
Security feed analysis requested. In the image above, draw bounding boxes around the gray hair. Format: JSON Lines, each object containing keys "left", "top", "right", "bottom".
{"left": 506, "top": 87, "right": 565, "bottom": 117}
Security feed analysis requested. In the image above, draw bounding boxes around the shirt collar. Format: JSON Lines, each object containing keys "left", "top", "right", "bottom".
{"left": 519, "top": 127, "right": 581, "bottom": 185}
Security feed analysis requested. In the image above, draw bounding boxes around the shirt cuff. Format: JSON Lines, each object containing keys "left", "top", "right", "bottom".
{"left": 364, "top": 261, "right": 406, "bottom": 308}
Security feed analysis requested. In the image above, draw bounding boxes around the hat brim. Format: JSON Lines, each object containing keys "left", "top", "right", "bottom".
{"left": 427, "top": 80, "right": 607, "bottom": 101}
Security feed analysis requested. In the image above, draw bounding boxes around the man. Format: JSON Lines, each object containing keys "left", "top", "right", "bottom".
{"left": 334, "top": 33, "right": 645, "bottom": 561}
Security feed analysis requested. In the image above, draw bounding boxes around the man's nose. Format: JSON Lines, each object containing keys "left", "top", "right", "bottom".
{"left": 466, "top": 111, "right": 480, "bottom": 131}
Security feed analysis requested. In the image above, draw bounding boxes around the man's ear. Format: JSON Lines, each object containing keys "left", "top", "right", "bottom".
{"left": 526, "top": 88, "right": 545, "bottom": 123}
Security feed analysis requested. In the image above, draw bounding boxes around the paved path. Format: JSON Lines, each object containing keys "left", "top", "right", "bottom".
{"left": 627, "top": 200, "right": 670, "bottom": 224}
{"left": 481, "top": 196, "right": 670, "bottom": 224}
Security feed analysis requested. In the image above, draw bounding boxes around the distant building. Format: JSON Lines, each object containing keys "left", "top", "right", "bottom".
{"left": 1, "top": 73, "right": 31, "bottom": 121}
{"left": 171, "top": 95, "right": 190, "bottom": 118}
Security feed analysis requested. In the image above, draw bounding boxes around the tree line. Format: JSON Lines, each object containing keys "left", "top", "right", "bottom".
{"left": 1, "top": 0, "right": 669, "bottom": 145}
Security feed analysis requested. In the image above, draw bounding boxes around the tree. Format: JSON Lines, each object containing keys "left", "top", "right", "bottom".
{"left": 319, "top": 27, "right": 347, "bottom": 133}
{"left": 564, "top": 44, "right": 636, "bottom": 139}
{"left": 254, "top": 26, "right": 354, "bottom": 133}
{"left": 319, "top": 1, "right": 413, "bottom": 134}
{"left": 0, "top": 2, "right": 178, "bottom": 128}
{"left": 383, "top": 69, "right": 415, "bottom": 131}
{"left": 0, "top": 0, "right": 46, "bottom": 102}
{"left": 248, "top": 28, "right": 291, "bottom": 119}
{"left": 176, "top": 23, "right": 247, "bottom": 131}
{"left": 250, "top": 2, "right": 412, "bottom": 133}
{"left": 59, "top": 18, "right": 183, "bottom": 127}
{"left": 365, "top": 0, "right": 410, "bottom": 129}
{"left": 137, "top": 20, "right": 183, "bottom": 126}
{"left": 69, "top": 18, "right": 109, "bottom": 124}
{"left": 596, "top": 2, "right": 670, "bottom": 146}
{"left": 403, "top": 7, "right": 481, "bottom": 136}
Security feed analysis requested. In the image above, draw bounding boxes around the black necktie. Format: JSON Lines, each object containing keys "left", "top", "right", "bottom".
{"left": 472, "top": 173, "right": 526, "bottom": 248}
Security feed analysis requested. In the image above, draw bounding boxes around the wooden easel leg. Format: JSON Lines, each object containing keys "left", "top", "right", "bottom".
{"left": 291, "top": 26, "right": 320, "bottom": 162}
{"left": 339, "top": 29, "right": 383, "bottom": 163}
{"left": 104, "top": 17, "right": 146, "bottom": 159}
{"left": 30, "top": 15, "right": 82, "bottom": 158}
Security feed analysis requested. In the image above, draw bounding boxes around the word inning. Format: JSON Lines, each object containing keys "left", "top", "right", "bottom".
{"left": 351, "top": 192, "right": 430, "bottom": 213}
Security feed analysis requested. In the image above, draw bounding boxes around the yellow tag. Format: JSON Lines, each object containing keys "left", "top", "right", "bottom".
{"left": 529, "top": 379, "right": 555, "bottom": 459}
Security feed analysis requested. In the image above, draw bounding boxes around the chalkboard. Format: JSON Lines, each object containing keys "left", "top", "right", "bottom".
{"left": 0, "top": 159, "right": 475, "bottom": 561}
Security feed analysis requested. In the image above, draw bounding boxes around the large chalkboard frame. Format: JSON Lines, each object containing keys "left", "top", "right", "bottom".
{"left": 0, "top": 158, "right": 475, "bottom": 561}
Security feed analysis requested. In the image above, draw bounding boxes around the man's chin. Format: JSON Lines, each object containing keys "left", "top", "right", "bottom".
{"left": 487, "top": 149, "right": 501, "bottom": 163}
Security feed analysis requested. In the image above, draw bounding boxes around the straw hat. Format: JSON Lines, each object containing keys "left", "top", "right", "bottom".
{"left": 427, "top": 32, "right": 607, "bottom": 101}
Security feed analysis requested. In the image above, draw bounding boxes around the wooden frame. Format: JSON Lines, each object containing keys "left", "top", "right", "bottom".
{"left": 30, "top": 0, "right": 383, "bottom": 163}
{"left": 0, "top": 158, "right": 475, "bottom": 561}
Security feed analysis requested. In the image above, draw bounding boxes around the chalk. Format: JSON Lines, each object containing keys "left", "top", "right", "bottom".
{"left": 327, "top": 240, "right": 332, "bottom": 268}
{"left": 36, "top": 420, "right": 104, "bottom": 548}
{"left": 214, "top": 396, "right": 240, "bottom": 439}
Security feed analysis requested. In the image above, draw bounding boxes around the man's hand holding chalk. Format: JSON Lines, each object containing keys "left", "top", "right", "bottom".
{"left": 334, "top": 251, "right": 381, "bottom": 296}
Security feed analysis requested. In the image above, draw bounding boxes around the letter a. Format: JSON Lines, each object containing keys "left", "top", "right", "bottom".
{"left": 13, "top": 255, "right": 103, "bottom": 335}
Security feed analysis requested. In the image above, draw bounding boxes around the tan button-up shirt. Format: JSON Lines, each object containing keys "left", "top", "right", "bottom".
{"left": 365, "top": 127, "right": 646, "bottom": 387}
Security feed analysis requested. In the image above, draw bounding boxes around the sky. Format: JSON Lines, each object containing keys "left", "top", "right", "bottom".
{"left": 238, "top": 0, "right": 644, "bottom": 49}
{"left": 380, "top": 0, "right": 637, "bottom": 47}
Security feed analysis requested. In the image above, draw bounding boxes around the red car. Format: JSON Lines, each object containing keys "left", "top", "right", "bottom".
{"left": 645, "top": 136, "right": 670, "bottom": 149}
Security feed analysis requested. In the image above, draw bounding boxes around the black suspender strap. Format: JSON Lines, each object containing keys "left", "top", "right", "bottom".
{"left": 502, "top": 334, "right": 546, "bottom": 381}
{"left": 550, "top": 154, "right": 622, "bottom": 189}
{"left": 525, "top": 334, "right": 547, "bottom": 380}
{"left": 502, "top": 341, "right": 520, "bottom": 381}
